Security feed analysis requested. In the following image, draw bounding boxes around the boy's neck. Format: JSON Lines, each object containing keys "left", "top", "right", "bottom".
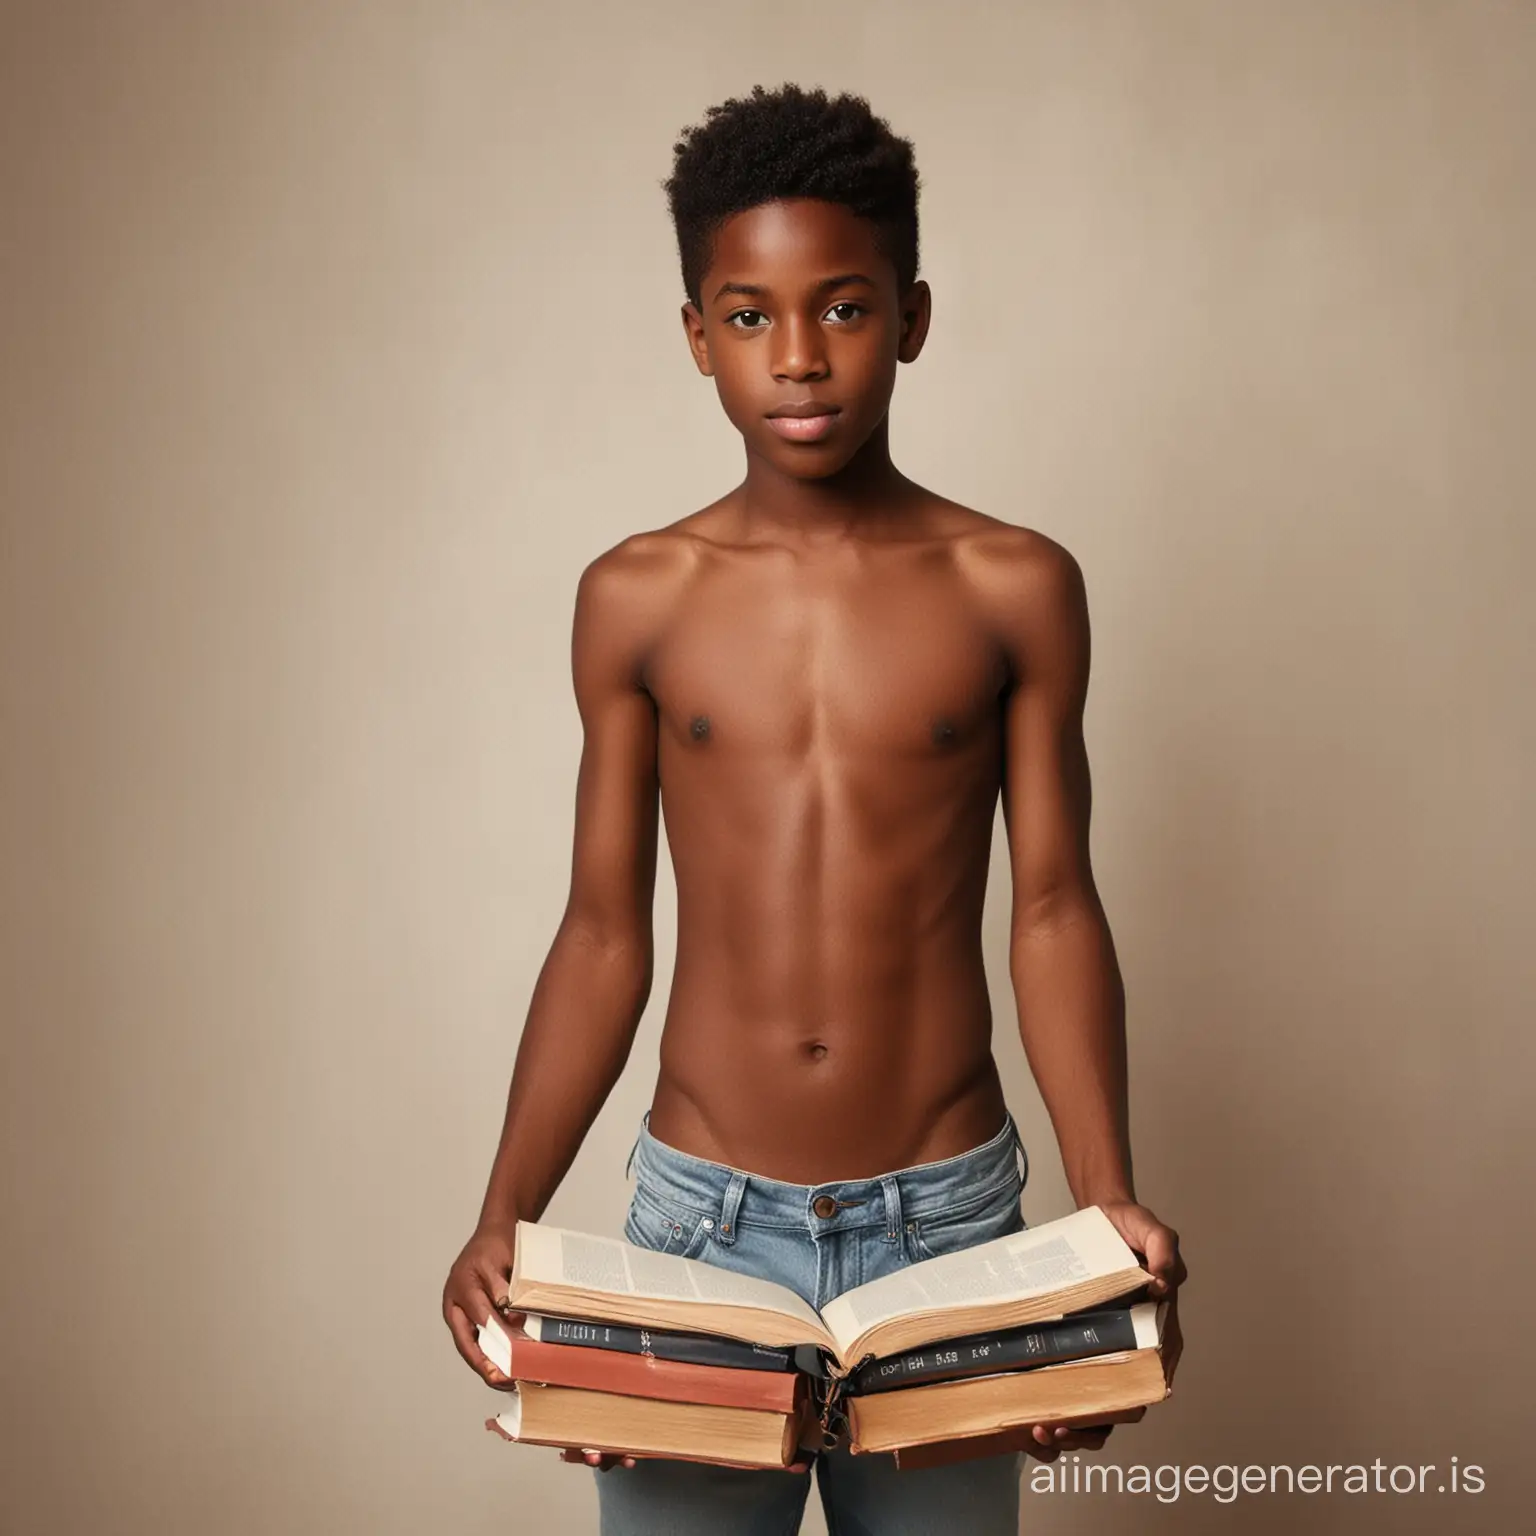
{"left": 736, "top": 416, "right": 921, "bottom": 542}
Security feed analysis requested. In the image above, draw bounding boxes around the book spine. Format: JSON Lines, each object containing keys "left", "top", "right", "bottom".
{"left": 849, "top": 1310, "right": 1141, "bottom": 1396}
{"left": 534, "top": 1315, "right": 795, "bottom": 1374}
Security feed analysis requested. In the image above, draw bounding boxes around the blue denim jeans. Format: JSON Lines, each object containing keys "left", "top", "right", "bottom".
{"left": 594, "top": 1114, "right": 1029, "bottom": 1536}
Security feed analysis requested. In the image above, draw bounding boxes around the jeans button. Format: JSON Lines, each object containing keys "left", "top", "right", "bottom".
{"left": 812, "top": 1195, "right": 838, "bottom": 1219}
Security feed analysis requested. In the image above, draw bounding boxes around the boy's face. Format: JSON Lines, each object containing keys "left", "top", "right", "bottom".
{"left": 681, "top": 198, "right": 930, "bottom": 479}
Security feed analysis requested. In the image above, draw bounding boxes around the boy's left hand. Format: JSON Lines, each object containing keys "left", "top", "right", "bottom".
{"left": 1027, "top": 1408, "right": 1145, "bottom": 1458}
{"left": 1097, "top": 1200, "right": 1186, "bottom": 1301}
{"left": 1025, "top": 1202, "right": 1184, "bottom": 1454}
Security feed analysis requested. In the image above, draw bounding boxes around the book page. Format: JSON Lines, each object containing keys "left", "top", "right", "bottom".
{"left": 515, "top": 1221, "right": 829, "bottom": 1339}
{"left": 477, "top": 1315, "right": 513, "bottom": 1376}
{"left": 819, "top": 1207, "right": 1137, "bottom": 1357}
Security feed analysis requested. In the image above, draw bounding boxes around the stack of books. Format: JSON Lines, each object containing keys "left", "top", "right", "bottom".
{"left": 478, "top": 1205, "right": 1181, "bottom": 1470}
{"left": 478, "top": 1312, "right": 812, "bottom": 1469}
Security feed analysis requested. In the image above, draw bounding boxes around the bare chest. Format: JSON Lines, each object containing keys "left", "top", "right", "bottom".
{"left": 645, "top": 556, "right": 1007, "bottom": 761}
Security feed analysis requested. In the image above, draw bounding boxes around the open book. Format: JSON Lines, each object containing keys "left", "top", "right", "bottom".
{"left": 508, "top": 1205, "right": 1148, "bottom": 1374}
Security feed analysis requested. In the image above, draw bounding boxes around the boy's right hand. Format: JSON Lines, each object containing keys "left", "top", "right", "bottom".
{"left": 443, "top": 1220, "right": 522, "bottom": 1386}
{"left": 560, "top": 1449, "right": 640, "bottom": 1472}
{"left": 445, "top": 1225, "right": 639, "bottom": 1472}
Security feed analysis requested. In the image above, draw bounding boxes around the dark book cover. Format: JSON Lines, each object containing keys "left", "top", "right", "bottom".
{"left": 848, "top": 1308, "right": 1141, "bottom": 1396}
{"left": 531, "top": 1314, "right": 797, "bottom": 1373}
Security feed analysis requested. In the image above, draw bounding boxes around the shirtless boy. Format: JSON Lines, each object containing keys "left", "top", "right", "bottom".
{"left": 444, "top": 83, "right": 1186, "bottom": 1535}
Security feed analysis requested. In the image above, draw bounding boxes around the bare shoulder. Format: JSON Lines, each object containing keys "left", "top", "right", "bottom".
{"left": 934, "top": 502, "right": 1089, "bottom": 646}
{"left": 572, "top": 506, "right": 727, "bottom": 685}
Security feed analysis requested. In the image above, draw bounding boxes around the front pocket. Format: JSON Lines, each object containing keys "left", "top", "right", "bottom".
{"left": 623, "top": 1187, "right": 714, "bottom": 1261}
{"left": 908, "top": 1178, "right": 1024, "bottom": 1263}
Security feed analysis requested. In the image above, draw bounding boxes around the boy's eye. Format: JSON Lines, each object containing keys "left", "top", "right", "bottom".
{"left": 724, "top": 302, "right": 865, "bottom": 331}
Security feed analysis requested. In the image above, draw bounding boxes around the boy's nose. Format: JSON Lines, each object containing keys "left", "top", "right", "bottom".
{"left": 773, "top": 353, "right": 829, "bottom": 382}
{"left": 771, "top": 317, "right": 828, "bottom": 380}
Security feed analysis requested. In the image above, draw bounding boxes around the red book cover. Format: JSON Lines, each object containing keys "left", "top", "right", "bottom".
{"left": 503, "top": 1334, "right": 805, "bottom": 1415}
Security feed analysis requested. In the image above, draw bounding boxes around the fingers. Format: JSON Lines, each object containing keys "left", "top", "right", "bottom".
{"left": 443, "top": 1295, "right": 509, "bottom": 1387}
{"left": 965, "top": 1425, "right": 1060, "bottom": 1463}
{"left": 491, "top": 1298, "right": 529, "bottom": 1337}
{"left": 443, "top": 1228, "right": 523, "bottom": 1384}
{"left": 1057, "top": 1427, "right": 1111, "bottom": 1452}
{"left": 559, "top": 1448, "right": 637, "bottom": 1471}
{"left": 473, "top": 1269, "right": 528, "bottom": 1340}
{"left": 1031, "top": 1421, "right": 1115, "bottom": 1454}
{"left": 482, "top": 1262, "right": 518, "bottom": 1319}
{"left": 556, "top": 1447, "right": 806, "bottom": 1474}
{"left": 1101, "top": 1202, "right": 1187, "bottom": 1297}
{"left": 1142, "top": 1222, "right": 1185, "bottom": 1297}
{"left": 583, "top": 1449, "right": 629, "bottom": 1471}
{"left": 1165, "top": 1242, "right": 1189, "bottom": 1292}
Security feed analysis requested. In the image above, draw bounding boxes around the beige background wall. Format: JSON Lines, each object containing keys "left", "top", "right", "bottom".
{"left": 2, "top": 2, "right": 1531, "bottom": 1532}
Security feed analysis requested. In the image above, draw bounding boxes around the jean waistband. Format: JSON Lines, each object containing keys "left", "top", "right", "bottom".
{"left": 627, "top": 1112, "right": 1027, "bottom": 1240}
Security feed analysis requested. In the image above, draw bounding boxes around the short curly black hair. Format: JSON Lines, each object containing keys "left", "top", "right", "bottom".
{"left": 663, "top": 83, "right": 920, "bottom": 309}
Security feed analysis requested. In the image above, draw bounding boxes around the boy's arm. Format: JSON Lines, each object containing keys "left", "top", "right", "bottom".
{"left": 992, "top": 535, "right": 1185, "bottom": 1300}
{"left": 444, "top": 543, "right": 663, "bottom": 1383}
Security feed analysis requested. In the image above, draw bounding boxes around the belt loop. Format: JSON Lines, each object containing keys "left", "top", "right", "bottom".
{"left": 625, "top": 1114, "right": 648, "bottom": 1181}
{"left": 1011, "top": 1116, "right": 1030, "bottom": 1189}
{"left": 880, "top": 1174, "right": 902, "bottom": 1244}
{"left": 718, "top": 1171, "right": 747, "bottom": 1245}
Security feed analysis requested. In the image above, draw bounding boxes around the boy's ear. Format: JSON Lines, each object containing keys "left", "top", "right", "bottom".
{"left": 681, "top": 302, "right": 713, "bottom": 377}
{"left": 896, "top": 280, "right": 932, "bottom": 365}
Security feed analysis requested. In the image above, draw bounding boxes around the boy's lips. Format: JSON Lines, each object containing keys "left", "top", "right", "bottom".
{"left": 765, "top": 405, "right": 841, "bottom": 442}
